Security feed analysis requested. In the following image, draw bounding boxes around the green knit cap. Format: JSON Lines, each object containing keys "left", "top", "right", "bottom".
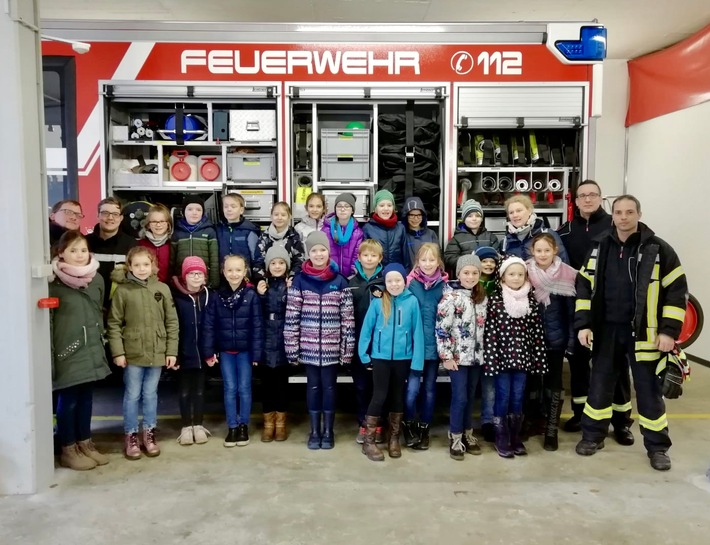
{"left": 373, "top": 189, "right": 395, "bottom": 211}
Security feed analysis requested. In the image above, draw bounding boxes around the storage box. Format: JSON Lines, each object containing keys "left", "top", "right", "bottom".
{"left": 322, "top": 188, "right": 371, "bottom": 219}
{"left": 227, "top": 153, "right": 276, "bottom": 181}
{"left": 224, "top": 187, "right": 276, "bottom": 221}
{"left": 229, "top": 110, "right": 277, "bottom": 142}
{"left": 320, "top": 129, "right": 370, "bottom": 156}
{"left": 113, "top": 172, "right": 160, "bottom": 188}
{"left": 320, "top": 155, "right": 369, "bottom": 181}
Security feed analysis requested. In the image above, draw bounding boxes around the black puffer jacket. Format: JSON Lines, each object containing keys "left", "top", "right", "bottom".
{"left": 444, "top": 224, "right": 500, "bottom": 277}
{"left": 362, "top": 220, "right": 410, "bottom": 269}
{"left": 260, "top": 276, "right": 288, "bottom": 368}
{"left": 540, "top": 293, "right": 575, "bottom": 353}
{"left": 557, "top": 207, "right": 612, "bottom": 270}
{"left": 171, "top": 277, "right": 210, "bottom": 370}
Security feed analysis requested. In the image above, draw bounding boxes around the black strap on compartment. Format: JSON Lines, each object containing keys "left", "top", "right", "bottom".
{"left": 298, "top": 124, "right": 308, "bottom": 168}
{"left": 175, "top": 104, "right": 185, "bottom": 146}
{"left": 405, "top": 100, "right": 415, "bottom": 198}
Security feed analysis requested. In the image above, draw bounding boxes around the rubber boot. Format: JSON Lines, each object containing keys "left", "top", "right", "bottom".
{"left": 412, "top": 422, "right": 430, "bottom": 450}
{"left": 388, "top": 413, "right": 403, "bottom": 459}
{"left": 493, "top": 416, "right": 514, "bottom": 458}
{"left": 362, "top": 415, "right": 384, "bottom": 461}
{"left": 508, "top": 414, "right": 527, "bottom": 456}
{"left": 321, "top": 411, "right": 335, "bottom": 450}
{"left": 261, "top": 412, "right": 276, "bottom": 443}
{"left": 543, "top": 390, "right": 563, "bottom": 452}
{"left": 274, "top": 412, "right": 288, "bottom": 442}
{"left": 307, "top": 411, "right": 322, "bottom": 450}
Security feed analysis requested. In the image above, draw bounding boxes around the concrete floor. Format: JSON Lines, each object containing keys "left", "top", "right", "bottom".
{"left": 2, "top": 365, "right": 710, "bottom": 545}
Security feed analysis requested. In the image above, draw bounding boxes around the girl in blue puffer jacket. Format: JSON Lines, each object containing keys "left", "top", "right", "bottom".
{"left": 358, "top": 263, "right": 424, "bottom": 462}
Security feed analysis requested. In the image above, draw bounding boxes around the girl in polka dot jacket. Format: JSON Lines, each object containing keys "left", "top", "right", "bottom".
{"left": 484, "top": 256, "right": 547, "bottom": 459}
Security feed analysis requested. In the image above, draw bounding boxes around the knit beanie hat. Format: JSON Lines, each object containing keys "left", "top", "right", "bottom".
{"left": 456, "top": 254, "right": 482, "bottom": 277}
{"left": 499, "top": 256, "right": 527, "bottom": 278}
{"left": 265, "top": 245, "right": 291, "bottom": 270}
{"left": 383, "top": 263, "right": 407, "bottom": 282}
{"left": 305, "top": 231, "right": 330, "bottom": 254}
{"left": 182, "top": 195, "right": 205, "bottom": 211}
{"left": 334, "top": 192, "right": 357, "bottom": 211}
{"left": 182, "top": 256, "right": 207, "bottom": 279}
{"left": 475, "top": 246, "right": 499, "bottom": 262}
{"left": 461, "top": 199, "right": 484, "bottom": 221}
{"left": 373, "top": 189, "right": 395, "bottom": 211}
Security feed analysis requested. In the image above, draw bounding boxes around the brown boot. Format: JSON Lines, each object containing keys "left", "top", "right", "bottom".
{"left": 60, "top": 443, "right": 97, "bottom": 471}
{"left": 274, "top": 412, "right": 288, "bottom": 442}
{"left": 388, "top": 413, "right": 403, "bottom": 459}
{"left": 77, "top": 439, "right": 109, "bottom": 466}
{"left": 362, "top": 415, "right": 384, "bottom": 461}
{"left": 261, "top": 412, "right": 276, "bottom": 443}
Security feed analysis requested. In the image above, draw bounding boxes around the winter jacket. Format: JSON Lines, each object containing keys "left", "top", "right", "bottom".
{"left": 349, "top": 265, "right": 384, "bottom": 365}
{"left": 107, "top": 272, "right": 179, "bottom": 367}
{"left": 284, "top": 271, "right": 355, "bottom": 367}
{"left": 253, "top": 226, "right": 305, "bottom": 283}
{"left": 86, "top": 226, "right": 138, "bottom": 311}
{"left": 201, "top": 283, "right": 264, "bottom": 362}
{"left": 362, "top": 220, "right": 410, "bottom": 269}
{"left": 321, "top": 214, "right": 364, "bottom": 277}
{"left": 435, "top": 281, "right": 487, "bottom": 367}
{"left": 49, "top": 273, "right": 111, "bottom": 391}
{"left": 557, "top": 206, "right": 612, "bottom": 270}
{"left": 483, "top": 286, "right": 547, "bottom": 376}
{"left": 138, "top": 238, "right": 171, "bottom": 283}
{"left": 295, "top": 216, "right": 325, "bottom": 244}
{"left": 216, "top": 218, "right": 260, "bottom": 270}
{"left": 171, "top": 278, "right": 210, "bottom": 370}
{"left": 49, "top": 221, "right": 69, "bottom": 249}
{"left": 171, "top": 217, "right": 220, "bottom": 288}
{"left": 541, "top": 293, "right": 575, "bottom": 353}
{"left": 444, "top": 225, "right": 500, "bottom": 277}
{"left": 479, "top": 274, "right": 497, "bottom": 296}
{"left": 408, "top": 277, "right": 448, "bottom": 361}
{"left": 575, "top": 223, "right": 688, "bottom": 363}
{"left": 358, "top": 289, "right": 425, "bottom": 371}
{"left": 502, "top": 218, "right": 569, "bottom": 263}
{"left": 401, "top": 196, "right": 440, "bottom": 267}
{"left": 260, "top": 276, "right": 289, "bottom": 368}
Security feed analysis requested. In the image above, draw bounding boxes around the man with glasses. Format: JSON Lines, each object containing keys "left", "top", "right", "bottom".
{"left": 557, "top": 180, "right": 635, "bottom": 447}
{"left": 49, "top": 199, "right": 84, "bottom": 247}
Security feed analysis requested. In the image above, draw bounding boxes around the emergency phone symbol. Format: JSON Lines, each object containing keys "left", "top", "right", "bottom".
{"left": 451, "top": 51, "right": 474, "bottom": 75}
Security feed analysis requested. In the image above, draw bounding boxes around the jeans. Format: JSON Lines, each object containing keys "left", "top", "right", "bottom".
{"left": 494, "top": 371, "right": 527, "bottom": 417}
{"left": 260, "top": 365, "right": 290, "bottom": 413}
{"left": 306, "top": 365, "right": 338, "bottom": 413}
{"left": 404, "top": 359, "right": 439, "bottom": 424}
{"left": 367, "top": 359, "right": 410, "bottom": 417}
{"left": 470, "top": 365, "right": 495, "bottom": 426}
{"left": 351, "top": 361, "right": 373, "bottom": 425}
{"left": 123, "top": 365, "right": 163, "bottom": 434}
{"left": 179, "top": 368, "right": 205, "bottom": 427}
{"left": 449, "top": 366, "right": 477, "bottom": 434}
{"left": 220, "top": 352, "right": 253, "bottom": 428}
{"left": 56, "top": 382, "right": 94, "bottom": 446}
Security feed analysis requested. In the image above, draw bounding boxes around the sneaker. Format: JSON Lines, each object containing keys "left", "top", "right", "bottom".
{"left": 142, "top": 428, "right": 161, "bottom": 457}
{"left": 449, "top": 432, "right": 465, "bottom": 461}
{"left": 124, "top": 433, "right": 142, "bottom": 460}
{"left": 224, "top": 427, "right": 239, "bottom": 448}
{"left": 236, "top": 424, "right": 250, "bottom": 446}
{"left": 356, "top": 426, "right": 366, "bottom": 444}
{"left": 462, "top": 429, "right": 482, "bottom": 455}
{"left": 375, "top": 426, "right": 385, "bottom": 444}
{"left": 193, "top": 425, "right": 211, "bottom": 444}
{"left": 575, "top": 439, "right": 605, "bottom": 456}
{"left": 649, "top": 451, "right": 671, "bottom": 471}
{"left": 177, "top": 427, "right": 194, "bottom": 446}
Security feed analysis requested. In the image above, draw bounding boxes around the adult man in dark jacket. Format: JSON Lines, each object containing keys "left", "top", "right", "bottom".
{"left": 574, "top": 195, "right": 687, "bottom": 471}
{"left": 558, "top": 180, "right": 634, "bottom": 444}
{"left": 49, "top": 199, "right": 84, "bottom": 248}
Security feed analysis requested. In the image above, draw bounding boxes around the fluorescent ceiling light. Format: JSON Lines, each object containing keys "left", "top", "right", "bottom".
{"left": 296, "top": 24, "right": 447, "bottom": 33}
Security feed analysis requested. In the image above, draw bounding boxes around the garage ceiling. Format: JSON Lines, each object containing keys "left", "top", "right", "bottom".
{"left": 40, "top": 0, "right": 710, "bottom": 59}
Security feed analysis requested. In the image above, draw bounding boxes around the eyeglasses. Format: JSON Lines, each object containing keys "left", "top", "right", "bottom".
{"left": 148, "top": 220, "right": 168, "bottom": 225}
{"left": 336, "top": 204, "right": 353, "bottom": 210}
{"left": 408, "top": 213, "right": 423, "bottom": 218}
{"left": 577, "top": 193, "right": 601, "bottom": 200}
{"left": 99, "top": 211, "right": 121, "bottom": 219}
{"left": 186, "top": 271, "right": 204, "bottom": 277}
{"left": 59, "top": 209, "right": 84, "bottom": 219}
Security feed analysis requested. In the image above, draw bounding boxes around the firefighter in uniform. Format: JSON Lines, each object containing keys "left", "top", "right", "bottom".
{"left": 574, "top": 195, "right": 687, "bottom": 471}
{"left": 557, "top": 180, "right": 634, "bottom": 443}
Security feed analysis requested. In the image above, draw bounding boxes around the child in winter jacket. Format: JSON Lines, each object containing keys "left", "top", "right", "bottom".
{"left": 253, "top": 201, "right": 305, "bottom": 287}
{"left": 321, "top": 192, "right": 364, "bottom": 277}
{"left": 256, "top": 246, "right": 292, "bottom": 442}
{"left": 107, "top": 246, "right": 179, "bottom": 460}
{"left": 171, "top": 195, "right": 219, "bottom": 288}
{"left": 138, "top": 204, "right": 173, "bottom": 283}
{"left": 403, "top": 243, "right": 448, "bottom": 451}
{"left": 217, "top": 193, "right": 260, "bottom": 274}
{"left": 295, "top": 192, "right": 326, "bottom": 243}
{"left": 526, "top": 233, "right": 576, "bottom": 451}
{"left": 171, "top": 256, "right": 211, "bottom": 446}
{"left": 402, "top": 196, "right": 439, "bottom": 268}
{"left": 201, "top": 254, "right": 264, "bottom": 449}
{"left": 50, "top": 231, "right": 112, "bottom": 471}
{"left": 475, "top": 246, "right": 500, "bottom": 297}
{"left": 362, "top": 189, "right": 409, "bottom": 269}
{"left": 484, "top": 256, "right": 547, "bottom": 459}
{"left": 284, "top": 231, "right": 355, "bottom": 450}
{"left": 444, "top": 199, "right": 500, "bottom": 277}
{"left": 436, "top": 255, "right": 488, "bottom": 461}
{"left": 358, "top": 263, "right": 424, "bottom": 462}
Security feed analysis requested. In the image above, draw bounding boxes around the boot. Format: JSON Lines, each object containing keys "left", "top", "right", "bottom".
{"left": 543, "top": 390, "right": 563, "bottom": 452}
{"left": 388, "top": 413, "right": 403, "bottom": 458}
{"left": 375, "top": 425, "right": 385, "bottom": 444}
{"left": 449, "top": 432, "right": 465, "bottom": 461}
{"left": 261, "top": 412, "right": 276, "bottom": 443}
{"left": 481, "top": 422, "right": 495, "bottom": 443}
{"left": 321, "top": 411, "right": 336, "bottom": 449}
{"left": 362, "top": 415, "right": 384, "bottom": 461}
{"left": 307, "top": 411, "right": 322, "bottom": 450}
{"left": 402, "top": 420, "right": 420, "bottom": 448}
{"left": 142, "top": 427, "right": 161, "bottom": 457}
{"left": 274, "top": 412, "right": 288, "bottom": 441}
{"left": 124, "top": 433, "right": 142, "bottom": 460}
{"left": 413, "top": 422, "right": 430, "bottom": 450}
{"left": 508, "top": 414, "right": 527, "bottom": 456}
{"left": 60, "top": 443, "right": 97, "bottom": 471}
{"left": 77, "top": 438, "right": 110, "bottom": 466}
{"left": 493, "top": 416, "right": 514, "bottom": 458}
{"left": 563, "top": 403, "right": 583, "bottom": 432}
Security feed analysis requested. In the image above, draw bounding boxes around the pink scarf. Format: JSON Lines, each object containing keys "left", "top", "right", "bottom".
{"left": 407, "top": 267, "right": 448, "bottom": 290}
{"left": 526, "top": 257, "right": 577, "bottom": 306}
{"left": 52, "top": 257, "right": 99, "bottom": 289}
{"left": 501, "top": 282, "right": 532, "bottom": 318}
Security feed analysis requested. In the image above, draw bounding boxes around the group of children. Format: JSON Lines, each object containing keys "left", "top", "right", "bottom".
{"left": 50, "top": 188, "right": 579, "bottom": 469}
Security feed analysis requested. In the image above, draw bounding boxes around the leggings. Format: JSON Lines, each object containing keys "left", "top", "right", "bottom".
{"left": 55, "top": 382, "right": 94, "bottom": 446}
{"left": 260, "top": 365, "right": 290, "bottom": 413}
{"left": 179, "top": 368, "right": 205, "bottom": 427}
{"left": 367, "top": 359, "right": 410, "bottom": 417}
{"left": 306, "top": 365, "right": 338, "bottom": 413}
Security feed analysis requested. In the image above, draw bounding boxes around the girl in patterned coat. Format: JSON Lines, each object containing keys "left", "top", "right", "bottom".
{"left": 484, "top": 256, "right": 547, "bottom": 459}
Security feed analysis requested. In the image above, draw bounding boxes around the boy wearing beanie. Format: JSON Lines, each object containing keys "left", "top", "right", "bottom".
{"left": 362, "top": 189, "right": 409, "bottom": 269}
{"left": 402, "top": 196, "right": 439, "bottom": 267}
{"left": 475, "top": 246, "right": 500, "bottom": 296}
{"left": 171, "top": 195, "right": 220, "bottom": 288}
{"left": 444, "top": 199, "right": 500, "bottom": 278}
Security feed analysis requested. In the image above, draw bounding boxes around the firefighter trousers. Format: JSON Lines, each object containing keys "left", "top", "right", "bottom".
{"left": 581, "top": 323, "right": 671, "bottom": 453}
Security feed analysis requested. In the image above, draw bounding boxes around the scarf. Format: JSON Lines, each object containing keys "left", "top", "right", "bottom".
{"left": 354, "top": 261, "right": 382, "bottom": 282}
{"left": 301, "top": 216, "right": 324, "bottom": 230}
{"left": 143, "top": 230, "right": 170, "bottom": 247}
{"left": 507, "top": 213, "right": 538, "bottom": 240}
{"left": 268, "top": 224, "right": 289, "bottom": 242}
{"left": 501, "top": 282, "right": 532, "bottom": 318}
{"left": 52, "top": 257, "right": 99, "bottom": 289}
{"left": 302, "top": 259, "right": 339, "bottom": 281}
{"left": 370, "top": 213, "right": 399, "bottom": 229}
{"left": 220, "top": 281, "right": 247, "bottom": 309}
{"left": 330, "top": 217, "right": 355, "bottom": 246}
{"left": 407, "top": 267, "right": 448, "bottom": 290}
{"left": 526, "top": 257, "right": 577, "bottom": 306}
{"left": 127, "top": 271, "right": 148, "bottom": 286}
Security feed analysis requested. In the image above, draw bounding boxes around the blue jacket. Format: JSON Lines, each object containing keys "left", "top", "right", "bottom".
{"left": 502, "top": 218, "right": 569, "bottom": 263}
{"left": 362, "top": 220, "right": 410, "bottom": 269}
{"left": 358, "top": 288, "right": 425, "bottom": 371}
{"left": 171, "top": 278, "right": 210, "bottom": 370}
{"left": 216, "top": 219, "right": 260, "bottom": 269}
{"left": 201, "top": 283, "right": 263, "bottom": 362}
{"left": 401, "top": 196, "right": 439, "bottom": 267}
{"left": 541, "top": 292, "right": 575, "bottom": 353}
{"left": 260, "top": 276, "right": 288, "bottom": 368}
{"left": 408, "top": 277, "right": 448, "bottom": 361}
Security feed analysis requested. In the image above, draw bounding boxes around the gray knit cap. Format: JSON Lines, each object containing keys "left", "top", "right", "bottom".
{"left": 461, "top": 199, "right": 484, "bottom": 221}
{"left": 305, "top": 231, "right": 330, "bottom": 254}
{"left": 265, "top": 245, "right": 291, "bottom": 270}
{"left": 334, "top": 192, "right": 356, "bottom": 211}
{"left": 456, "top": 254, "right": 482, "bottom": 277}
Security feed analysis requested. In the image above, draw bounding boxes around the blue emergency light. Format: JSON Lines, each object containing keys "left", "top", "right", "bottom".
{"left": 555, "top": 26, "right": 607, "bottom": 61}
